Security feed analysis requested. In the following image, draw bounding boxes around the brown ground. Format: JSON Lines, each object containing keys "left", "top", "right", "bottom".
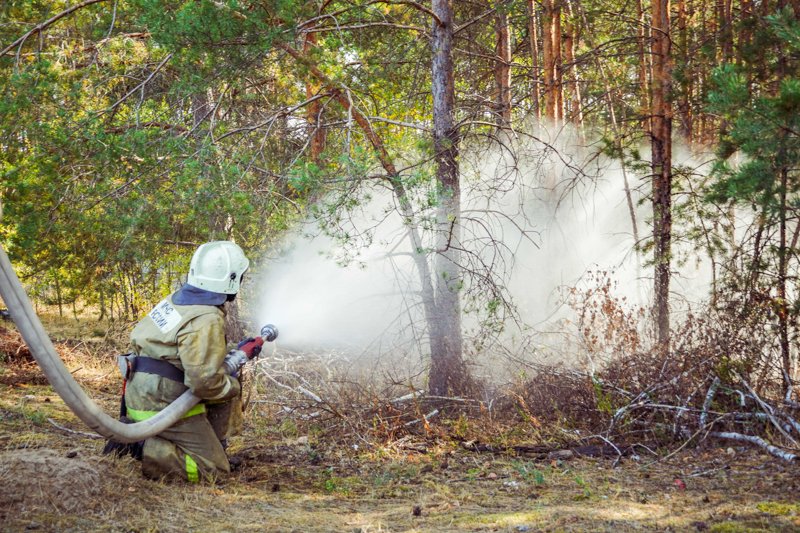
{"left": 1, "top": 319, "right": 800, "bottom": 532}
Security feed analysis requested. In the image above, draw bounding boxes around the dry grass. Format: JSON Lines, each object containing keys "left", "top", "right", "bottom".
{"left": 1, "top": 318, "right": 800, "bottom": 532}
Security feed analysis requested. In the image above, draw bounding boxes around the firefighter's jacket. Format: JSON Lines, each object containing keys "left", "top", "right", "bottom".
{"left": 124, "top": 294, "right": 240, "bottom": 420}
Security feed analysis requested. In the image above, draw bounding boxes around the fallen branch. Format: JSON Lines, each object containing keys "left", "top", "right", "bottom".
{"left": 391, "top": 390, "right": 425, "bottom": 404}
{"left": 711, "top": 431, "right": 797, "bottom": 462}
{"left": 735, "top": 372, "right": 799, "bottom": 448}
{"left": 403, "top": 408, "right": 439, "bottom": 427}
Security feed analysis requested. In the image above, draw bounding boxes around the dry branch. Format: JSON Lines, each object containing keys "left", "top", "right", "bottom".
{"left": 711, "top": 431, "right": 797, "bottom": 462}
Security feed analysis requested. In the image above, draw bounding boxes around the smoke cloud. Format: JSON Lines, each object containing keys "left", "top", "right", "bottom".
{"left": 252, "top": 127, "right": 713, "bottom": 376}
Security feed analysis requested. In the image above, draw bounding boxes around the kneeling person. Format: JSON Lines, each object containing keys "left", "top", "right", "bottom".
{"left": 121, "top": 241, "right": 258, "bottom": 482}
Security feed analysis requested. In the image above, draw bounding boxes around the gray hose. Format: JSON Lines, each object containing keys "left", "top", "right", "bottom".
{"left": 0, "top": 245, "right": 200, "bottom": 443}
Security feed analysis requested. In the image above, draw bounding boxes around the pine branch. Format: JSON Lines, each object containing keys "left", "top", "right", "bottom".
{"left": 1, "top": 0, "right": 110, "bottom": 58}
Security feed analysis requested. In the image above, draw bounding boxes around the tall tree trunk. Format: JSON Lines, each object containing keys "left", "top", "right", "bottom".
{"left": 304, "top": 29, "right": 326, "bottom": 161}
{"left": 430, "top": 0, "right": 468, "bottom": 396}
{"left": 542, "top": 0, "right": 562, "bottom": 121}
{"left": 527, "top": 0, "right": 542, "bottom": 121}
{"left": 495, "top": 1, "right": 512, "bottom": 127}
{"left": 638, "top": 0, "right": 650, "bottom": 133}
{"left": 564, "top": 0, "right": 583, "bottom": 126}
{"left": 778, "top": 165, "right": 792, "bottom": 391}
{"left": 651, "top": 0, "right": 673, "bottom": 352}
{"left": 717, "top": 0, "right": 733, "bottom": 62}
{"left": 676, "top": 0, "right": 693, "bottom": 140}
{"left": 738, "top": 0, "right": 754, "bottom": 65}
{"left": 278, "top": 37, "right": 469, "bottom": 395}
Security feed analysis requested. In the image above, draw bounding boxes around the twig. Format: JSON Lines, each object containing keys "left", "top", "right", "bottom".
{"left": 47, "top": 418, "right": 103, "bottom": 439}
{"left": 592, "top": 434, "right": 623, "bottom": 467}
{"left": 103, "top": 52, "right": 173, "bottom": 113}
{"left": 403, "top": 408, "right": 439, "bottom": 427}
{"left": 687, "top": 464, "right": 730, "bottom": 478}
{"left": 711, "top": 431, "right": 797, "bottom": 462}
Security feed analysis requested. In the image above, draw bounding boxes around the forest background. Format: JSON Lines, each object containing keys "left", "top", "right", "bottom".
{"left": 3, "top": 0, "right": 800, "bottom": 464}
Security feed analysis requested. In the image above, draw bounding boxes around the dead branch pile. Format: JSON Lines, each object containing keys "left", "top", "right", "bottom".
{"left": 241, "top": 295, "right": 800, "bottom": 463}
{"left": 498, "top": 282, "right": 800, "bottom": 462}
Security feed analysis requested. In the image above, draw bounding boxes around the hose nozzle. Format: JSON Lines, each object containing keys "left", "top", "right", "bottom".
{"left": 261, "top": 324, "right": 278, "bottom": 342}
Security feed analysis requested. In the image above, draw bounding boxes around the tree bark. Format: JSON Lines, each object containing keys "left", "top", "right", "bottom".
{"left": 495, "top": 2, "right": 512, "bottom": 127}
{"left": 778, "top": 165, "right": 791, "bottom": 391}
{"left": 542, "top": 0, "right": 562, "bottom": 122}
{"left": 638, "top": 0, "right": 650, "bottom": 134}
{"left": 563, "top": 0, "right": 582, "bottom": 126}
{"left": 527, "top": 0, "right": 542, "bottom": 121}
{"left": 430, "top": 0, "right": 468, "bottom": 396}
{"left": 650, "top": 0, "right": 673, "bottom": 352}
{"left": 303, "top": 28, "right": 326, "bottom": 161}
{"left": 676, "top": 0, "right": 693, "bottom": 140}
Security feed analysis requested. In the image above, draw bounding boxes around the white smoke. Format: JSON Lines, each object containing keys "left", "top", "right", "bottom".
{"left": 251, "top": 126, "right": 715, "bottom": 376}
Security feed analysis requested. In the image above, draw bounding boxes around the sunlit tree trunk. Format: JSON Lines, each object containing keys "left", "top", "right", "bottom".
{"left": 495, "top": 1, "right": 512, "bottom": 127}
{"left": 564, "top": 0, "right": 582, "bottom": 126}
{"left": 676, "top": 0, "right": 693, "bottom": 140}
{"left": 542, "top": 0, "right": 562, "bottom": 122}
{"left": 304, "top": 30, "right": 326, "bottom": 162}
{"left": 651, "top": 0, "right": 673, "bottom": 352}
{"left": 638, "top": 0, "right": 650, "bottom": 133}
{"left": 717, "top": 0, "right": 733, "bottom": 62}
{"left": 527, "top": 0, "right": 542, "bottom": 121}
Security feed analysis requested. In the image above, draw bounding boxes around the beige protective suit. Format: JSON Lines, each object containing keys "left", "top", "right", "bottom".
{"left": 125, "top": 294, "right": 241, "bottom": 482}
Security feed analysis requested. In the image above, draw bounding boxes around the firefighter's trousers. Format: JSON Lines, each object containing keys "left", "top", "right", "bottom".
{"left": 141, "top": 398, "right": 242, "bottom": 483}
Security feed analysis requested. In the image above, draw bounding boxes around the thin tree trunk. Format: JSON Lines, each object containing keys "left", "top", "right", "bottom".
{"left": 495, "top": 2, "right": 512, "bottom": 127}
{"left": 54, "top": 272, "right": 63, "bottom": 318}
{"left": 304, "top": 30, "right": 326, "bottom": 161}
{"left": 564, "top": 0, "right": 582, "bottom": 126}
{"left": 638, "top": 0, "right": 650, "bottom": 133}
{"left": 738, "top": 0, "right": 753, "bottom": 65}
{"left": 676, "top": 0, "right": 693, "bottom": 140}
{"left": 98, "top": 285, "right": 106, "bottom": 321}
{"left": 779, "top": 165, "right": 791, "bottom": 391}
{"left": 527, "top": 0, "right": 542, "bottom": 120}
{"left": 554, "top": 1, "right": 564, "bottom": 121}
{"left": 578, "top": 7, "right": 640, "bottom": 251}
{"left": 651, "top": 0, "right": 673, "bottom": 352}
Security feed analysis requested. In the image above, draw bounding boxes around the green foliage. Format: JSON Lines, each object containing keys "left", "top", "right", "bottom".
{"left": 0, "top": 1, "right": 304, "bottom": 316}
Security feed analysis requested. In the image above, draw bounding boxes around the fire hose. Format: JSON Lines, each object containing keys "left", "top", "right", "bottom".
{"left": 0, "top": 244, "right": 274, "bottom": 443}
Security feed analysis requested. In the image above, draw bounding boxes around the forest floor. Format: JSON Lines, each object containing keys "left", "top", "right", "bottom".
{"left": 1, "top": 315, "right": 800, "bottom": 532}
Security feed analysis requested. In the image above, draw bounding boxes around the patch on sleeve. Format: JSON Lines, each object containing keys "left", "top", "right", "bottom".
{"left": 148, "top": 298, "right": 182, "bottom": 333}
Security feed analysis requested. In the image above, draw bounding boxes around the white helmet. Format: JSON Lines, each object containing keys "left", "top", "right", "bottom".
{"left": 187, "top": 241, "right": 249, "bottom": 294}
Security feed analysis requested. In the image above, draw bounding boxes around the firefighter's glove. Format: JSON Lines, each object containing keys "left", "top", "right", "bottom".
{"left": 223, "top": 350, "right": 247, "bottom": 377}
{"left": 237, "top": 337, "right": 264, "bottom": 359}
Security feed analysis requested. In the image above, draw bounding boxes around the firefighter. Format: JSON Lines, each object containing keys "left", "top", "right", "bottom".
{"left": 105, "top": 240, "right": 260, "bottom": 482}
